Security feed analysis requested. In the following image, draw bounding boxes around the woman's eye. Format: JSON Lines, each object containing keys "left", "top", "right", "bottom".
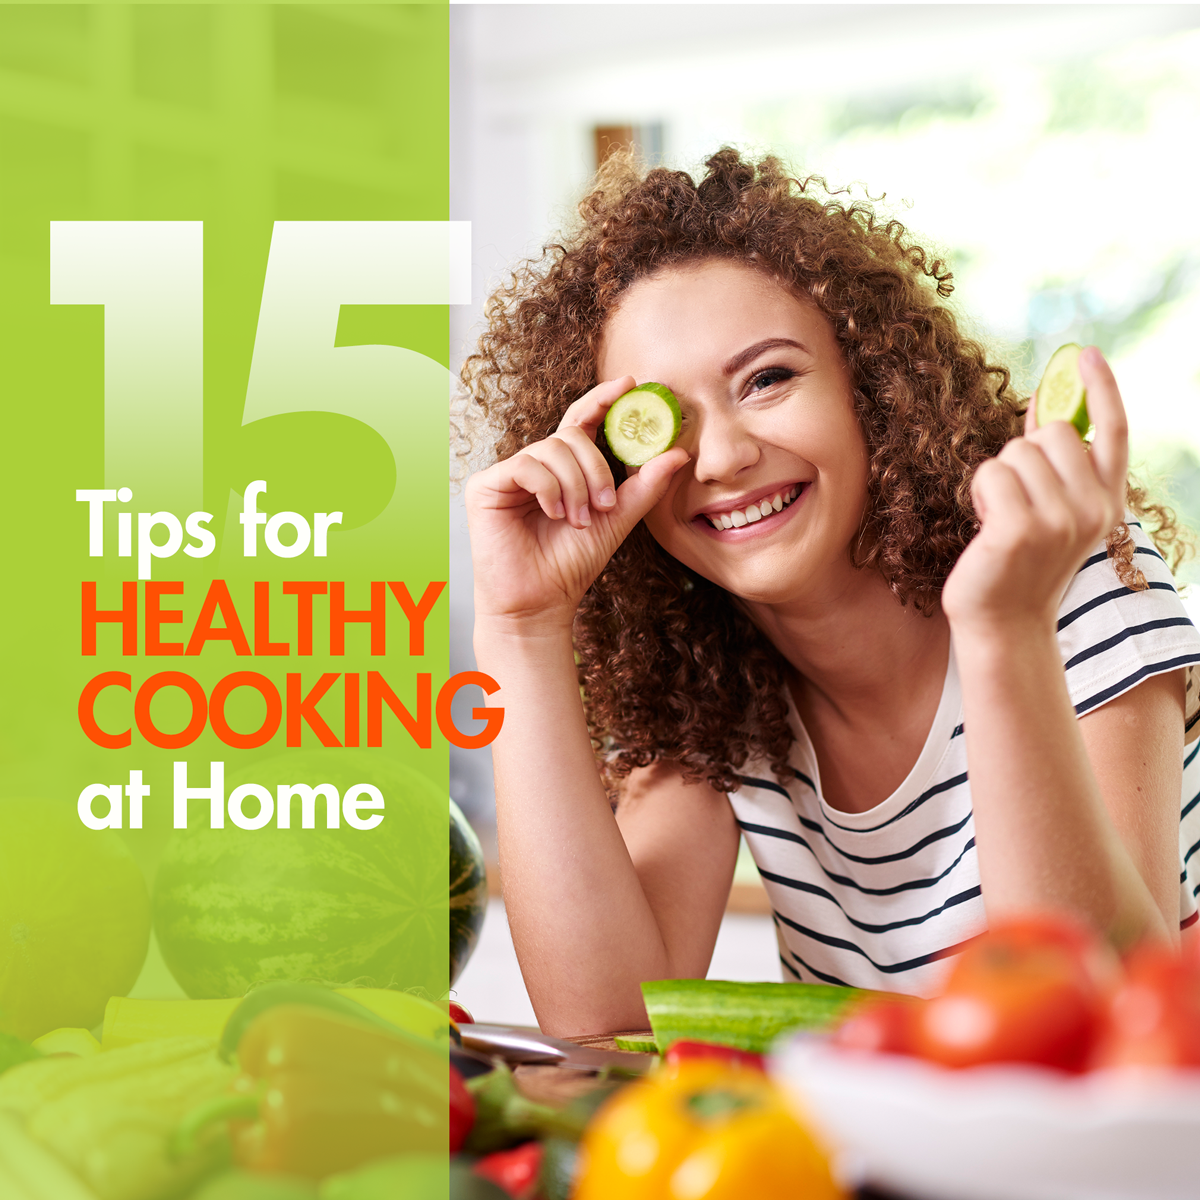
{"left": 747, "top": 367, "right": 794, "bottom": 393}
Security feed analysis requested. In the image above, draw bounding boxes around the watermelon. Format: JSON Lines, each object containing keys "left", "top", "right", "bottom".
{"left": 450, "top": 799, "right": 487, "bottom": 984}
{"left": 152, "top": 751, "right": 485, "bottom": 1000}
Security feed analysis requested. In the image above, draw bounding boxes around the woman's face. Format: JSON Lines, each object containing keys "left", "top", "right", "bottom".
{"left": 596, "top": 258, "right": 871, "bottom": 608}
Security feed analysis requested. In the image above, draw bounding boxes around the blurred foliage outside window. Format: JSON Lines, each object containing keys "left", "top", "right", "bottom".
{"left": 735, "top": 31, "right": 1200, "bottom": 580}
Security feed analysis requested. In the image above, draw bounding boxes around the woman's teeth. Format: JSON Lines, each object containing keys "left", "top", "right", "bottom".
{"left": 706, "top": 486, "right": 800, "bottom": 530}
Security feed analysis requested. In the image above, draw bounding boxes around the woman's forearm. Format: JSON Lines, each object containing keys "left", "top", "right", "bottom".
{"left": 954, "top": 620, "right": 1172, "bottom": 947}
{"left": 474, "top": 618, "right": 678, "bottom": 1035}
{"left": 938, "top": 348, "right": 1180, "bottom": 946}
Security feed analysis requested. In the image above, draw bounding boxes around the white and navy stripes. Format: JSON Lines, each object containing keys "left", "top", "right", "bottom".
{"left": 1183, "top": 738, "right": 1200, "bottom": 933}
{"left": 729, "top": 521, "right": 1200, "bottom": 996}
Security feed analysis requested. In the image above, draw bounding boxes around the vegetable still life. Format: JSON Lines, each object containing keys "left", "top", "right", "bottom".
{"left": 8, "top": 905, "right": 1199, "bottom": 1198}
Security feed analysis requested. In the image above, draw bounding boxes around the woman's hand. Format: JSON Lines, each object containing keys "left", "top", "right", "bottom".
{"left": 466, "top": 375, "right": 689, "bottom": 633}
{"left": 942, "top": 346, "right": 1129, "bottom": 638}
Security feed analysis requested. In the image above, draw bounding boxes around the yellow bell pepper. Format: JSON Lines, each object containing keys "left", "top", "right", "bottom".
{"left": 574, "top": 1059, "right": 845, "bottom": 1200}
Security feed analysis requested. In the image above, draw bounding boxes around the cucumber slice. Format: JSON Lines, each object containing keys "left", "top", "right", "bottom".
{"left": 613, "top": 1034, "right": 659, "bottom": 1054}
{"left": 603, "top": 382, "right": 681, "bottom": 466}
{"left": 1035, "top": 343, "right": 1090, "bottom": 437}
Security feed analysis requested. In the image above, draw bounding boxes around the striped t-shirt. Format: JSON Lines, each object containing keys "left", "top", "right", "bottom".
{"left": 728, "top": 522, "right": 1200, "bottom": 997}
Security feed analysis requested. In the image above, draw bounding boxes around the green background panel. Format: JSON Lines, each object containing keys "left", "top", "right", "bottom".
{"left": 0, "top": 0, "right": 452, "bottom": 1042}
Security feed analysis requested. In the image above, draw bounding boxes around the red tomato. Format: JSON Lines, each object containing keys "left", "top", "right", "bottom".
{"left": 449, "top": 1000, "right": 475, "bottom": 1024}
{"left": 1093, "top": 943, "right": 1200, "bottom": 1070}
{"left": 832, "top": 997, "right": 921, "bottom": 1056}
{"left": 913, "top": 915, "right": 1107, "bottom": 1072}
{"left": 449, "top": 1063, "right": 475, "bottom": 1153}
{"left": 662, "top": 1039, "right": 765, "bottom": 1071}
{"left": 474, "top": 1141, "right": 544, "bottom": 1198}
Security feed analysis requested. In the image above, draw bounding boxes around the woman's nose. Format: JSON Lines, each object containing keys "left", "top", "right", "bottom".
{"left": 683, "top": 407, "right": 761, "bottom": 484}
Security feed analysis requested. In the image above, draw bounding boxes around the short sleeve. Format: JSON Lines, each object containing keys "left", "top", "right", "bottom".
{"left": 1055, "top": 520, "right": 1200, "bottom": 717}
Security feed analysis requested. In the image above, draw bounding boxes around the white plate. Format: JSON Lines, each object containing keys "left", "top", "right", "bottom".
{"left": 772, "top": 1035, "right": 1200, "bottom": 1200}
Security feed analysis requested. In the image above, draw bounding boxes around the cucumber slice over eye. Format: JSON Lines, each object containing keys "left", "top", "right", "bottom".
{"left": 1035, "top": 343, "right": 1090, "bottom": 437}
{"left": 603, "top": 382, "right": 682, "bottom": 466}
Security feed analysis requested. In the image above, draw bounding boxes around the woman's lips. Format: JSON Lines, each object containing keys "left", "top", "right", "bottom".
{"left": 698, "top": 484, "right": 804, "bottom": 531}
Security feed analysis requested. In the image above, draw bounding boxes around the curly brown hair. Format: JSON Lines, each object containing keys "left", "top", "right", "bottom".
{"left": 462, "top": 148, "right": 1190, "bottom": 793}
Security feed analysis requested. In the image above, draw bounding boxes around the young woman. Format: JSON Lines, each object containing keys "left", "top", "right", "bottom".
{"left": 463, "top": 149, "right": 1200, "bottom": 1037}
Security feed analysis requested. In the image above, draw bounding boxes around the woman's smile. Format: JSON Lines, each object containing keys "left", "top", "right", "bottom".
{"left": 596, "top": 258, "right": 869, "bottom": 605}
{"left": 695, "top": 480, "right": 808, "bottom": 534}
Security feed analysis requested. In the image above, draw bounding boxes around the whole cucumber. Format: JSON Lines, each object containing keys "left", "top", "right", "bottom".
{"left": 641, "top": 978, "right": 886, "bottom": 1054}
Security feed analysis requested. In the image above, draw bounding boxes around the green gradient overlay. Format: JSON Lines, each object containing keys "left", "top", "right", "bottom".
{"left": 0, "top": 4, "right": 452, "bottom": 1191}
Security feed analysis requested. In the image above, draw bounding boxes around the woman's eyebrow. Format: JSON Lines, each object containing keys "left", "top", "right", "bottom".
{"left": 722, "top": 337, "right": 810, "bottom": 376}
